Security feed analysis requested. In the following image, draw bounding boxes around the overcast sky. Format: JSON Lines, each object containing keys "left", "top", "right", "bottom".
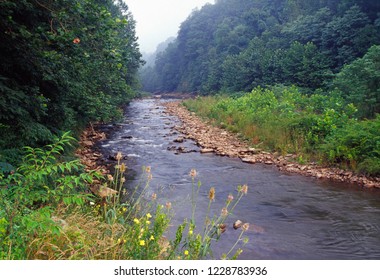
{"left": 124, "top": 0, "right": 214, "bottom": 53}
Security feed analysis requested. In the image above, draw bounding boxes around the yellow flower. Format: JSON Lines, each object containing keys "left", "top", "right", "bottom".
{"left": 146, "top": 213, "right": 152, "bottom": 219}
{"left": 184, "top": 250, "right": 189, "bottom": 256}
{"left": 149, "top": 235, "right": 154, "bottom": 241}
{"left": 146, "top": 220, "right": 151, "bottom": 225}
{"left": 208, "top": 187, "right": 215, "bottom": 202}
{"left": 133, "top": 218, "right": 140, "bottom": 224}
{"left": 139, "top": 240, "right": 145, "bottom": 246}
{"left": 122, "top": 207, "right": 127, "bottom": 212}
{"left": 120, "top": 163, "right": 127, "bottom": 173}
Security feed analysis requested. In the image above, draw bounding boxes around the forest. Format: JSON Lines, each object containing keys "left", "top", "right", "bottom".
{"left": 141, "top": 0, "right": 380, "bottom": 97}
{"left": 0, "top": 0, "right": 142, "bottom": 165}
{"left": 141, "top": 0, "right": 380, "bottom": 176}
{"left": 1, "top": 0, "right": 380, "bottom": 261}
{"left": 0, "top": 0, "right": 249, "bottom": 260}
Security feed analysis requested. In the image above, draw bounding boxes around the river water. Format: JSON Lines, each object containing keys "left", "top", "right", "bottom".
{"left": 100, "top": 98, "right": 380, "bottom": 260}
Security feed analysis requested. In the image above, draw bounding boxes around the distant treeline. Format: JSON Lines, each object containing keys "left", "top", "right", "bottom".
{"left": 0, "top": 0, "right": 142, "bottom": 164}
{"left": 140, "top": 0, "right": 380, "bottom": 102}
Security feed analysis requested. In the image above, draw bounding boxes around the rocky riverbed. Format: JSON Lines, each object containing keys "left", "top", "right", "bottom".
{"left": 163, "top": 100, "right": 380, "bottom": 189}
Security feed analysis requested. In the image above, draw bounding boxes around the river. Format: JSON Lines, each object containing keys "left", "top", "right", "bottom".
{"left": 99, "top": 98, "right": 380, "bottom": 260}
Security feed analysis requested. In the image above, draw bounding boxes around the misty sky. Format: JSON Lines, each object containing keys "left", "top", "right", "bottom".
{"left": 124, "top": 0, "right": 214, "bottom": 53}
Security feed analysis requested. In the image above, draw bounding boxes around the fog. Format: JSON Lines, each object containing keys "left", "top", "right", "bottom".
{"left": 125, "top": 0, "right": 214, "bottom": 53}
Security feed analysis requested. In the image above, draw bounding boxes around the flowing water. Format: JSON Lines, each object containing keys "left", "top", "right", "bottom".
{"left": 100, "top": 98, "right": 380, "bottom": 260}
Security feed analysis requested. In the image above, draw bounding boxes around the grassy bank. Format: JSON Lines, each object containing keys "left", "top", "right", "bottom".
{"left": 183, "top": 86, "right": 380, "bottom": 177}
{"left": 0, "top": 132, "right": 249, "bottom": 260}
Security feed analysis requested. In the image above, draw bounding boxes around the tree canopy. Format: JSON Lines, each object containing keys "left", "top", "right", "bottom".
{"left": 0, "top": 0, "right": 142, "bottom": 160}
{"left": 141, "top": 0, "right": 380, "bottom": 96}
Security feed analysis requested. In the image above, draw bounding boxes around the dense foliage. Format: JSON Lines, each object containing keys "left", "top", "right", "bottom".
{"left": 0, "top": 134, "right": 248, "bottom": 259}
{"left": 183, "top": 85, "right": 380, "bottom": 176}
{"left": 0, "top": 1, "right": 254, "bottom": 260}
{"left": 141, "top": 0, "right": 380, "bottom": 96}
{"left": 0, "top": 0, "right": 142, "bottom": 164}
{"left": 141, "top": 0, "right": 380, "bottom": 176}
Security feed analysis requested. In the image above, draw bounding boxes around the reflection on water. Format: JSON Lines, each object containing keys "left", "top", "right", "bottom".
{"left": 100, "top": 99, "right": 380, "bottom": 260}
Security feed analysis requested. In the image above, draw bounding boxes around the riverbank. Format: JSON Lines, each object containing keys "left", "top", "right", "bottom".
{"left": 75, "top": 124, "right": 110, "bottom": 174}
{"left": 163, "top": 100, "right": 380, "bottom": 189}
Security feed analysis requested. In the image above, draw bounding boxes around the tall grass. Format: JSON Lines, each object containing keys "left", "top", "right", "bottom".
{"left": 183, "top": 86, "right": 380, "bottom": 176}
{"left": 0, "top": 133, "right": 250, "bottom": 259}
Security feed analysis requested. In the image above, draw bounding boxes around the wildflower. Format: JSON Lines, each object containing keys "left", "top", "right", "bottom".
{"left": 117, "top": 238, "right": 121, "bottom": 243}
{"left": 146, "top": 220, "right": 151, "bottom": 225}
{"left": 116, "top": 152, "right": 122, "bottom": 161}
{"left": 120, "top": 163, "right": 127, "bottom": 173}
{"left": 133, "top": 218, "right": 140, "bottom": 224}
{"left": 242, "top": 223, "right": 250, "bottom": 232}
{"left": 89, "top": 201, "right": 95, "bottom": 206}
{"left": 190, "top": 169, "right": 197, "bottom": 178}
{"left": 146, "top": 213, "right": 152, "bottom": 219}
{"left": 122, "top": 207, "right": 127, "bottom": 212}
{"left": 241, "top": 184, "right": 248, "bottom": 195}
{"left": 107, "top": 174, "right": 114, "bottom": 181}
{"left": 165, "top": 202, "right": 172, "bottom": 209}
{"left": 151, "top": 193, "right": 157, "bottom": 200}
{"left": 139, "top": 240, "right": 145, "bottom": 246}
{"left": 188, "top": 230, "right": 193, "bottom": 236}
{"left": 145, "top": 166, "right": 151, "bottom": 173}
{"left": 221, "top": 207, "right": 228, "bottom": 217}
{"left": 184, "top": 250, "right": 189, "bottom": 256}
{"left": 73, "top": 37, "right": 80, "bottom": 44}
{"left": 233, "top": 220, "right": 243, "bottom": 230}
{"left": 148, "top": 173, "right": 153, "bottom": 181}
{"left": 208, "top": 187, "right": 215, "bottom": 202}
{"left": 227, "top": 194, "right": 234, "bottom": 202}
{"left": 149, "top": 235, "right": 154, "bottom": 241}
{"left": 219, "top": 224, "right": 227, "bottom": 234}
{"left": 121, "top": 177, "right": 126, "bottom": 183}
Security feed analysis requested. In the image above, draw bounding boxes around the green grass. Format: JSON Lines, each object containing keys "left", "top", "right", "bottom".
{"left": 183, "top": 86, "right": 380, "bottom": 176}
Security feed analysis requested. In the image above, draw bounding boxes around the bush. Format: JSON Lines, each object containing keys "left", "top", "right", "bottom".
{"left": 320, "top": 115, "right": 380, "bottom": 175}
{"left": 183, "top": 85, "right": 380, "bottom": 176}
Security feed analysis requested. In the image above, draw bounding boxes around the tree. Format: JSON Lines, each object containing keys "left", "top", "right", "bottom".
{"left": 321, "top": 5, "right": 379, "bottom": 70}
{"left": 332, "top": 45, "right": 380, "bottom": 119}
{"left": 0, "top": 0, "right": 142, "bottom": 160}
